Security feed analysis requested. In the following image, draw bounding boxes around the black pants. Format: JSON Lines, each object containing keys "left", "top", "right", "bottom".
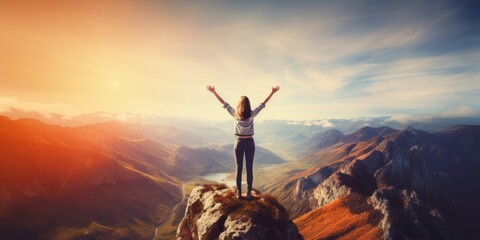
{"left": 234, "top": 138, "right": 255, "bottom": 194}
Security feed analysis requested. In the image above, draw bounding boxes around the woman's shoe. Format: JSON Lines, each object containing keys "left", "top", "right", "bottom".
{"left": 246, "top": 193, "right": 253, "bottom": 201}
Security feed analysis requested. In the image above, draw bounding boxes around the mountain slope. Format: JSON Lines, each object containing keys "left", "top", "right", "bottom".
{"left": 294, "top": 193, "right": 382, "bottom": 240}
{"left": 0, "top": 115, "right": 287, "bottom": 239}
{"left": 0, "top": 116, "right": 183, "bottom": 239}
{"left": 268, "top": 125, "right": 480, "bottom": 239}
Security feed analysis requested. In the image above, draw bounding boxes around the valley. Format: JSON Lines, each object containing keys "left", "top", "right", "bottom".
{"left": 1, "top": 114, "right": 479, "bottom": 239}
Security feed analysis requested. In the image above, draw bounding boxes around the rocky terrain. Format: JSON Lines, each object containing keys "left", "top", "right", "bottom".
{"left": 2, "top": 112, "right": 479, "bottom": 239}
{"left": 177, "top": 184, "right": 302, "bottom": 240}
{"left": 268, "top": 125, "right": 480, "bottom": 239}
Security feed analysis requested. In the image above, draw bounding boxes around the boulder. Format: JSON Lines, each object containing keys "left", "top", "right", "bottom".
{"left": 177, "top": 184, "right": 303, "bottom": 240}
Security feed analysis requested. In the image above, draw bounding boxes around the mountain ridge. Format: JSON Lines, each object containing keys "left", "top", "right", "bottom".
{"left": 2, "top": 113, "right": 479, "bottom": 239}
{"left": 266, "top": 125, "right": 480, "bottom": 239}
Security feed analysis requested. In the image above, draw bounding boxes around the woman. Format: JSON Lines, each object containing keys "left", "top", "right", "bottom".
{"left": 207, "top": 85, "right": 280, "bottom": 200}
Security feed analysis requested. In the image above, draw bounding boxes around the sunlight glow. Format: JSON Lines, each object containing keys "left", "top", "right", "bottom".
{"left": 0, "top": 0, "right": 479, "bottom": 120}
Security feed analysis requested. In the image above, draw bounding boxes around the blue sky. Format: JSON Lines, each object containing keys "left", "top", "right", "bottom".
{"left": 0, "top": 0, "right": 479, "bottom": 121}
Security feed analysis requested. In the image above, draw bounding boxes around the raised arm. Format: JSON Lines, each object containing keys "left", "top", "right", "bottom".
{"left": 207, "top": 85, "right": 235, "bottom": 117}
{"left": 206, "top": 85, "right": 225, "bottom": 104}
{"left": 262, "top": 86, "right": 280, "bottom": 105}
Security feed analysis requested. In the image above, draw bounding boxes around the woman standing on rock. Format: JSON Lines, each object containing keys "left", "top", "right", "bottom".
{"left": 207, "top": 85, "right": 280, "bottom": 200}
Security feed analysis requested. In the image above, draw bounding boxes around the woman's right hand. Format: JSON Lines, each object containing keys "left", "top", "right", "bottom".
{"left": 207, "top": 85, "right": 216, "bottom": 93}
{"left": 272, "top": 85, "right": 280, "bottom": 94}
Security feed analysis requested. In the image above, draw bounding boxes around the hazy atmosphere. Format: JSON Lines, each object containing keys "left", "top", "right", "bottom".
{"left": 1, "top": 0, "right": 479, "bottom": 121}
{"left": 2, "top": 1, "right": 480, "bottom": 239}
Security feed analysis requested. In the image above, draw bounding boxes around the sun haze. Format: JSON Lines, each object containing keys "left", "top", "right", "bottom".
{"left": 1, "top": 0, "right": 479, "bottom": 121}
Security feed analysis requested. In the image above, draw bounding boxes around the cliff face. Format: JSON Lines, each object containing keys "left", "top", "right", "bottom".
{"left": 177, "top": 184, "right": 302, "bottom": 240}
{"left": 269, "top": 126, "right": 480, "bottom": 239}
{"left": 300, "top": 130, "right": 452, "bottom": 239}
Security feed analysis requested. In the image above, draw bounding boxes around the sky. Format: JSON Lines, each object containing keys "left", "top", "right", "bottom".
{"left": 1, "top": 0, "right": 479, "bottom": 121}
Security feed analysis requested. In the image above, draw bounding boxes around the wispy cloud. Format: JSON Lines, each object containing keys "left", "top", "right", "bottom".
{"left": 0, "top": 0, "right": 479, "bottom": 120}
{"left": 439, "top": 106, "right": 479, "bottom": 118}
{"left": 287, "top": 119, "right": 334, "bottom": 127}
{"left": 0, "top": 96, "right": 73, "bottom": 119}
{"left": 388, "top": 106, "right": 480, "bottom": 124}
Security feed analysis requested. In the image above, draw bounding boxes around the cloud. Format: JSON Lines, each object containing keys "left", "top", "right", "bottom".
{"left": 387, "top": 114, "right": 435, "bottom": 124}
{"left": 1, "top": 0, "right": 479, "bottom": 121}
{"left": 287, "top": 119, "right": 334, "bottom": 127}
{"left": 115, "top": 113, "right": 142, "bottom": 122}
{"left": 0, "top": 96, "right": 73, "bottom": 119}
{"left": 388, "top": 106, "right": 480, "bottom": 123}
{"left": 439, "top": 106, "right": 479, "bottom": 118}
{"left": 354, "top": 52, "right": 480, "bottom": 115}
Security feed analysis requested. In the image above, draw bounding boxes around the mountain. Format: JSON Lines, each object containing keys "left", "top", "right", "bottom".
{"left": 131, "top": 124, "right": 209, "bottom": 147}
{"left": 266, "top": 125, "right": 480, "bottom": 239}
{"left": 0, "top": 116, "right": 182, "bottom": 239}
{"left": 4, "top": 109, "right": 480, "bottom": 158}
{"left": 265, "top": 128, "right": 391, "bottom": 217}
{"left": 344, "top": 126, "right": 398, "bottom": 142}
{"left": 176, "top": 184, "right": 302, "bottom": 240}
{"left": 281, "top": 127, "right": 399, "bottom": 171}
{"left": 70, "top": 121, "right": 223, "bottom": 179}
{"left": 171, "top": 146, "right": 232, "bottom": 178}
{"left": 301, "top": 126, "right": 398, "bottom": 154}
{"left": 293, "top": 193, "right": 382, "bottom": 239}
{"left": 0, "top": 117, "right": 202, "bottom": 239}
{"left": 3, "top": 111, "right": 479, "bottom": 239}
{"left": 308, "top": 129, "right": 344, "bottom": 150}
{"left": 2, "top": 116, "right": 279, "bottom": 239}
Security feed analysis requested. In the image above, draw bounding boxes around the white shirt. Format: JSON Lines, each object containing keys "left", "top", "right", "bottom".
{"left": 223, "top": 102, "right": 265, "bottom": 135}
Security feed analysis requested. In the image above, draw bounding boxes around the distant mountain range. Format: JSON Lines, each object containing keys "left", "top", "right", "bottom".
{"left": 265, "top": 125, "right": 480, "bottom": 239}
{"left": 4, "top": 108, "right": 480, "bottom": 134}
{"left": 4, "top": 108, "right": 479, "bottom": 159}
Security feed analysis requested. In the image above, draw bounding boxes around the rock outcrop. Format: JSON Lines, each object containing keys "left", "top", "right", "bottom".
{"left": 305, "top": 131, "right": 454, "bottom": 239}
{"left": 294, "top": 166, "right": 333, "bottom": 201}
{"left": 177, "top": 184, "right": 302, "bottom": 240}
{"left": 369, "top": 186, "right": 451, "bottom": 240}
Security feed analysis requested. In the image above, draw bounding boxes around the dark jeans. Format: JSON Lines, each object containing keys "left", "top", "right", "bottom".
{"left": 234, "top": 138, "right": 255, "bottom": 195}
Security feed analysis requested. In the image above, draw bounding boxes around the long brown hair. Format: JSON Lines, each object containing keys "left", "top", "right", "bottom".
{"left": 235, "top": 96, "right": 252, "bottom": 120}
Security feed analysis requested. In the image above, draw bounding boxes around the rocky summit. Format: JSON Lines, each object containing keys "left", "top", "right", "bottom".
{"left": 176, "top": 184, "right": 302, "bottom": 240}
